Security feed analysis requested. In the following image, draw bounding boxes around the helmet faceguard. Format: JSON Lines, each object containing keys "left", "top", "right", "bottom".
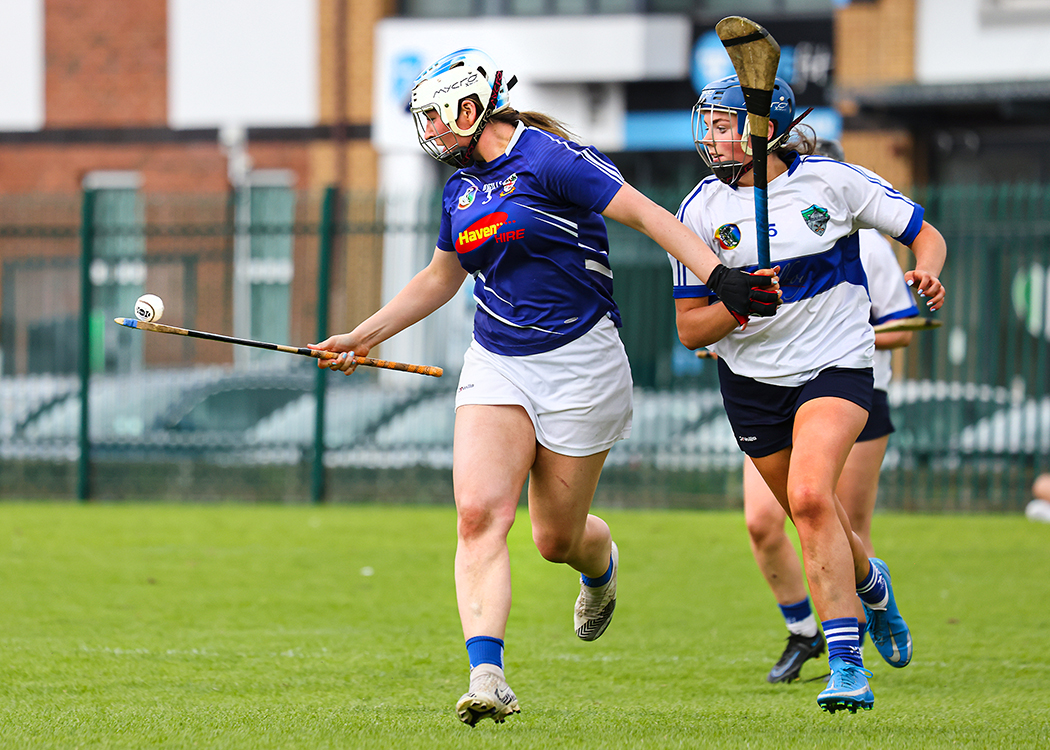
{"left": 410, "top": 48, "right": 516, "bottom": 168}
{"left": 692, "top": 75, "right": 795, "bottom": 186}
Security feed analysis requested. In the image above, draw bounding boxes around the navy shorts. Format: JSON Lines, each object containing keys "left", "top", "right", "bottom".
{"left": 857, "top": 388, "right": 894, "bottom": 442}
{"left": 718, "top": 359, "right": 875, "bottom": 458}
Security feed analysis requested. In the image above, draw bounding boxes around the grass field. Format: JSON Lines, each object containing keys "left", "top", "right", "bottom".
{"left": 0, "top": 502, "right": 1047, "bottom": 749}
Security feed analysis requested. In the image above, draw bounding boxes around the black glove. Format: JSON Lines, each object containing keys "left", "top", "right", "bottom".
{"left": 706, "top": 264, "right": 779, "bottom": 323}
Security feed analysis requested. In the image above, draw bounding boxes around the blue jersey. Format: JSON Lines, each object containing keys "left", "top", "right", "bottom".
{"left": 436, "top": 123, "right": 624, "bottom": 356}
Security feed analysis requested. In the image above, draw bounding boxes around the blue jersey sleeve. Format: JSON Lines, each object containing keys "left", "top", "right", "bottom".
{"left": 528, "top": 133, "right": 624, "bottom": 214}
{"left": 437, "top": 202, "right": 453, "bottom": 253}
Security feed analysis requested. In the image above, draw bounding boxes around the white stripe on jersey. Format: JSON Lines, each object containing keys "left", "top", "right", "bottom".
{"left": 475, "top": 270, "right": 514, "bottom": 307}
{"left": 585, "top": 259, "right": 613, "bottom": 278}
{"left": 521, "top": 204, "right": 579, "bottom": 237}
{"left": 532, "top": 127, "right": 625, "bottom": 184}
{"left": 473, "top": 293, "right": 564, "bottom": 335}
{"left": 581, "top": 149, "right": 624, "bottom": 183}
{"left": 578, "top": 242, "right": 608, "bottom": 256}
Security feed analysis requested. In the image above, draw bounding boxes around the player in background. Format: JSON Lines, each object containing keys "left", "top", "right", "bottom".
{"left": 670, "top": 75, "right": 946, "bottom": 713}
{"left": 1026, "top": 473, "right": 1050, "bottom": 522}
{"left": 312, "top": 49, "right": 780, "bottom": 727}
{"left": 744, "top": 139, "right": 921, "bottom": 685}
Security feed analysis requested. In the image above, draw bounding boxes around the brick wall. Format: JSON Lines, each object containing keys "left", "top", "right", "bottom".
{"left": 836, "top": 0, "right": 919, "bottom": 190}
{"left": 0, "top": 143, "right": 229, "bottom": 194}
{"left": 836, "top": 0, "right": 916, "bottom": 87}
{"left": 45, "top": 0, "right": 168, "bottom": 127}
{"left": 841, "top": 129, "right": 916, "bottom": 193}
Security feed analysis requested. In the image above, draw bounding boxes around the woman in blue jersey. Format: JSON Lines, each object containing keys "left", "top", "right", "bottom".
{"left": 671, "top": 77, "right": 946, "bottom": 714}
{"left": 311, "top": 49, "right": 779, "bottom": 726}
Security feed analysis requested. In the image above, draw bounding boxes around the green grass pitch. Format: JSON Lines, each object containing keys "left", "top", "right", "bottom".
{"left": 0, "top": 502, "right": 1047, "bottom": 749}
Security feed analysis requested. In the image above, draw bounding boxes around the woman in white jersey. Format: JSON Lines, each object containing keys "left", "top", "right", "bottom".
{"left": 743, "top": 136, "right": 922, "bottom": 686}
{"left": 671, "top": 76, "right": 946, "bottom": 714}
{"left": 312, "top": 49, "right": 780, "bottom": 727}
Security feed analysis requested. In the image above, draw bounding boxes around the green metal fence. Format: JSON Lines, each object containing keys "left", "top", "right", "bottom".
{"left": 0, "top": 185, "right": 1047, "bottom": 510}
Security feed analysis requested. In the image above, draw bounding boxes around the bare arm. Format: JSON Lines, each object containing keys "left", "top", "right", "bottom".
{"left": 675, "top": 296, "right": 739, "bottom": 350}
{"left": 674, "top": 265, "right": 780, "bottom": 348}
{"left": 874, "top": 330, "right": 913, "bottom": 350}
{"left": 602, "top": 183, "right": 721, "bottom": 283}
{"left": 904, "top": 221, "right": 947, "bottom": 311}
{"left": 602, "top": 183, "right": 780, "bottom": 323}
{"left": 310, "top": 247, "right": 468, "bottom": 371}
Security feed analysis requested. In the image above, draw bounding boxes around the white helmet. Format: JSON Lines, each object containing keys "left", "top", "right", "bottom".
{"left": 410, "top": 48, "right": 516, "bottom": 167}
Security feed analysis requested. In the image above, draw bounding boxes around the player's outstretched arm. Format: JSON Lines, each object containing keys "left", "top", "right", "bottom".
{"left": 674, "top": 267, "right": 779, "bottom": 346}
{"left": 603, "top": 183, "right": 780, "bottom": 320}
{"left": 905, "top": 221, "right": 947, "bottom": 311}
{"left": 310, "top": 247, "right": 467, "bottom": 373}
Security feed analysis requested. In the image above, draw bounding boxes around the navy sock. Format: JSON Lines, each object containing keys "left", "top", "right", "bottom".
{"left": 822, "top": 617, "right": 863, "bottom": 667}
{"left": 465, "top": 636, "right": 504, "bottom": 670}
{"left": 856, "top": 560, "right": 889, "bottom": 609}
{"left": 778, "top": 597, "right": 818, "bottom": 637}
{"left": 581, "top": 553, "right": 613, "bottom": 588}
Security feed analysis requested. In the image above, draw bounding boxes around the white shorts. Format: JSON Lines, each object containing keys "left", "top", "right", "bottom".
{"left": 455, "top": 316, "right": 633, "bottom": 457}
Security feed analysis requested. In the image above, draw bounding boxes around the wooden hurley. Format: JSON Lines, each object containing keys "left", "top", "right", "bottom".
{"left": 716, "top": 16, "right": 781, "bottom": 269}
{"left": 872, "top": 317, "right": 943, "bottom": 334}
{"left": 113, "top": 318, "right": 443, "bottom": 378}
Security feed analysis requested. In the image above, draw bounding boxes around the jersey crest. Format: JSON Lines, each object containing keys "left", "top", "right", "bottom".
{"left": 457, "top": 186, "right": 477, "bottom": 210}
{"left": 716, "top": 223, "right": 741, "bottom": 250}
{"left": 801, "top": 204, "right": 830, "bottom": 236}
{"left": 500, "top": 173, "right": 518, "bottom": 197}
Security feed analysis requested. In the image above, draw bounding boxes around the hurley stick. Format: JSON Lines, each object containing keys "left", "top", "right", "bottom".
{"left": 716, "top": 16, "right": 781, "bottom": 269}
{"left": 114, "top": 318, "right": 443, "bottom": 377}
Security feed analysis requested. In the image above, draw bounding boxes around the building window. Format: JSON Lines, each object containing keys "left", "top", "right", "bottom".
{"left": 232, "top": 170, "right": 296, "bottom": 367}
{"left": 85, "top": 171, "right": 145, "bottom": 374}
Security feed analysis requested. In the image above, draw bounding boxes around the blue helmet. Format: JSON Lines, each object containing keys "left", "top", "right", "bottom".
{"left": 692, "top": 75, "right": 796, "bottom": 184}
{"left": 410, "top": 48, "right": 516, "bottom": 167}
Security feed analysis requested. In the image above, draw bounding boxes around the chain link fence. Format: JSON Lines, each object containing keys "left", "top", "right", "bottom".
{"left": 0, "top": 185, "right": 1047, "bottom": 510}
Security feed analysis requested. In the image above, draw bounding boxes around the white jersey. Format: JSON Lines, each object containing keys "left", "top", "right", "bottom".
{"left": 862, "top": 230, "right": 920, "bottom": 391}
{"left": 671, "top": 153, "right": 925, "bottom": 386}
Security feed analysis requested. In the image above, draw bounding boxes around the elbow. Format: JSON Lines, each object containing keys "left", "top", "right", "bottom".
{"left": 676, "top": 325, "right": 709, "bottom": 351}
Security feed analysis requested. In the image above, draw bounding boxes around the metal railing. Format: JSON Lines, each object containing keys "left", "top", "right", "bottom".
{"left": 0, "top": 185, "right": 1046, "bottom": 510}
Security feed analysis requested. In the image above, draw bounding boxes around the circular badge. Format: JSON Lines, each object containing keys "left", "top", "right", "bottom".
{"left": 716, "top": 223, "right": 741, "bottom": 250}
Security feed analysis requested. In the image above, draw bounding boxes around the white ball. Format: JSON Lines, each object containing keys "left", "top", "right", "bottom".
{"left": 135, "top": 294, "right": 165, "bottom": 323}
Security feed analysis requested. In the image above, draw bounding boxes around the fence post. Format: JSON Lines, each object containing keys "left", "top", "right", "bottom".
{"left": 312, "top": 186, "right": 337, "bottom": 504}
{"left": 77, "top": 189, "right": 95, "bottom": 502}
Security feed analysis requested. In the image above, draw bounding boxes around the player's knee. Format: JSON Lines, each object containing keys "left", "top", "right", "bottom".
{"left": 745, "top": 510, "right": 785, "bottom": 550}
{"left": 787, "top": 484, "right": 833, "bottom": 525}
{"left": 532, "top": 528, "right": 576, "bottom": 563}
{"left": 847, "top": 512, "right": 869, "bottom": 538}
{"left": 456, "top": 499, "right": 515, "bottom": 542}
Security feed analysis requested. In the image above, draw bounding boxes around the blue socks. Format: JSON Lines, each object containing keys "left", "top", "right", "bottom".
{"left": 581, "top": 553, "right": 614, "bottom": 588}
{"left": 856, "top": 560, "right": 889, "bottom": 609}
{"left": 465, "top": 636, "right": 504, "bottom": 670}
{"left": 822, "top": 617, "right": 863, "bottom": 667}
{"left": 778, "top": 597, "right": 819, "bottom": 637}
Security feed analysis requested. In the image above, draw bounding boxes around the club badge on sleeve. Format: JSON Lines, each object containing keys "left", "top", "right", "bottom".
{"left": 801, "top": 205, "right": 830, "bottom": 236}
